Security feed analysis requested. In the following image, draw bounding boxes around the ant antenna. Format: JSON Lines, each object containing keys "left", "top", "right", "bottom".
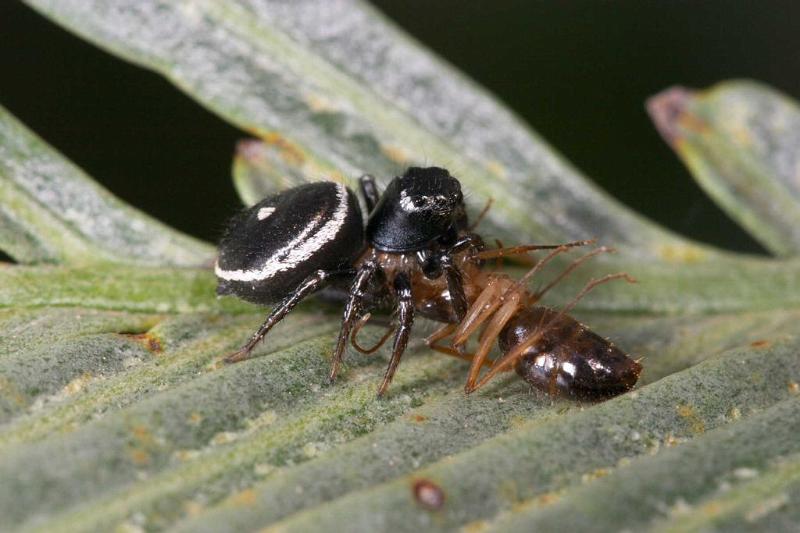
{"left": 533, "top": 246, "right": 616, "bottom": 301}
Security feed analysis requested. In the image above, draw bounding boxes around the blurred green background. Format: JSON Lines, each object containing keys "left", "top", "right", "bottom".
{"left": 2, "top": 1, "right": 798, "bottom": 253}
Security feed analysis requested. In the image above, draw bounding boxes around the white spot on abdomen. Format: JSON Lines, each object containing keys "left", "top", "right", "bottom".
{"left": 257, "top": 207, "right": 275, "bottom": 220}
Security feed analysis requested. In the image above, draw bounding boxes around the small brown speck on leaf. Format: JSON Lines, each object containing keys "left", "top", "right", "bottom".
{"left": 123, "top": 332, "right": 163, "bottom": 353}
{"left": 413, "top": 479, "right": 445, "bottom": 510}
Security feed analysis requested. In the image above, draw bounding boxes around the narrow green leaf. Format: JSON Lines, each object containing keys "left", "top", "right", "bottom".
{"left": 0, "top": 105, "right": 213, "bottom": 266}
{"left": 231, "top": 138, "right": 345, "bottom": 207}
{"left": 4, "top": 312, "right": 796, "bottom": 532}
{"left": 0, "top": 333, "right": 154, "bottom": 423}
{"left": 650, "top": 453, "right": 800, "bottom": 532}
{"left": 4, "top": 255, "right": 800, "bottom": 316}
{"left": 0, "top": 264, "right": 250, "bottom": 314}
{"left": 648, "top": 81, "right": 800, "bottom": 257}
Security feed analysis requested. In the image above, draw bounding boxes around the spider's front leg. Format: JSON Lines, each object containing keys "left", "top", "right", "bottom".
{"left": 427, "top": 233, "right": 484, "bottom": 323}
{"left": 377, "top": 272, "right": 414, "bottom": 397}
{"left": 329, "top": 261, "right": 380, "bottom": 383}
{"left": 439, "top": 253, "right": 468, "bottom": 321}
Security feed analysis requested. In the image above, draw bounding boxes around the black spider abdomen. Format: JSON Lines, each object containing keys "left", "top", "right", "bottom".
{"left": 215, "top": 182, "right": 364, "bottom": 304}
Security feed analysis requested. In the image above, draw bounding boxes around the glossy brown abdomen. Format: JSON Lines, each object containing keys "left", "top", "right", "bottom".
{"left": 499, "top": 307, "right": 641, "bottom": 400}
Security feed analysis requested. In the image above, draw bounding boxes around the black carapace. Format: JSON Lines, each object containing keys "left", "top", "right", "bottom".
{"left": 216, "top": 167, "right": 642, "bottom": 398}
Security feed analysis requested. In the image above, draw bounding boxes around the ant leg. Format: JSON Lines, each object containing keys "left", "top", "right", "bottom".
{"left": 358, "top": 174, "right": 380, "bottom": 213}
{"left": 427, "top": 323, "right": 474, "bottom": 362}
{"left": 464, "top": 291, "right": 522, "bottom": 393}
{"left": 507, "top": 242, "right": 596, "bottom": 298}
{"left": 475, "top": 240, "right": 593, "bottom": 261}
{"left": 493, "top": 240, "right": 507, "bottom": 270}
{"left": 377, "top": 273, "right": 414, "bottom": 397}
{"left": 468, "top": 197, "right": 494, "bottom": 231}
{"left": 329, "top": 261, "right": 379, "bottom": 383}
{"left": 470, "top": 273, "right": 636, "bottom": 392}
{"left": 430, "top": 345, "right": 497, "bottom": 369}
{"left": 452, "top": 277, "right": 505, "bottom": 348}
{"left": 553, "top": 272, "right": 637, "bottom": 321}
{"left": 351, "top": 312, "right": 396, "bottom": 355}
{"left": 225, "top": 269, "right": 331, "bottom": 363}
{"left": 425, "top": 323, "right": 457, "bottom": 347}
{"left": 426, "top": 324, "right": 497, "bottom": 369}
{"left": 533, "top": 246, "right": 615, "bottom": 300}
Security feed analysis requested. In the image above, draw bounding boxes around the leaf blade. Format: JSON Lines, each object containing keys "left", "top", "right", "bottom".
{"left": 0, "top": 105, "right": 213, "bottom": 266}
{"left": 648, "top": 81, "right": 800, "bottom": 256}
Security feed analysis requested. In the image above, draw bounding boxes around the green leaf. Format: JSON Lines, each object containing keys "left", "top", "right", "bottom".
{"left": 2, "top": 1, "right": 799, "bottom": 532}
{"left": 232, "top": 138, "right": 328, "bottom": 207}
{"left": 0, "top": 264, "right": 250, "bottom": 314}
{"left": 648, "top": 81, "right": 800, "bottom": 257}
{"left": 0, "top": 105, "right": 213, "bottom": 267}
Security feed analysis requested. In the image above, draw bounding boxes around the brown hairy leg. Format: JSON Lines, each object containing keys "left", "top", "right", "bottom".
{"left": 464, "top": 291, "right": 523, "bottom": 391}
{"left": 468, "top": 197, "right": 494, "bottom": 231}
{"left": 533, "top": 246, "right": 615, "bottom": 300}
{"left": 426, "top": 323, "right": 495, "bottom": 370}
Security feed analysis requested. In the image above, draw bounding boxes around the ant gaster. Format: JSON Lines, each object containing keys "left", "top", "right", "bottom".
{"left": 215, "top": 167, "right": 642, "bottom": 398}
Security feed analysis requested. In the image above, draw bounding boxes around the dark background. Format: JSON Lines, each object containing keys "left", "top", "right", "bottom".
{"left": 2, "top": 1, "right": 799, "bottom": 253}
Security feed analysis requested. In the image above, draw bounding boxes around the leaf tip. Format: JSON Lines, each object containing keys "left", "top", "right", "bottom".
{"left": 646, "top": 86, "right": 696, "bottom": 147}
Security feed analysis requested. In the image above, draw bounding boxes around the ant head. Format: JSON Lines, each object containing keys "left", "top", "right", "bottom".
{"left": 366, "top": 167, "right": 467, "bottom": 252}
